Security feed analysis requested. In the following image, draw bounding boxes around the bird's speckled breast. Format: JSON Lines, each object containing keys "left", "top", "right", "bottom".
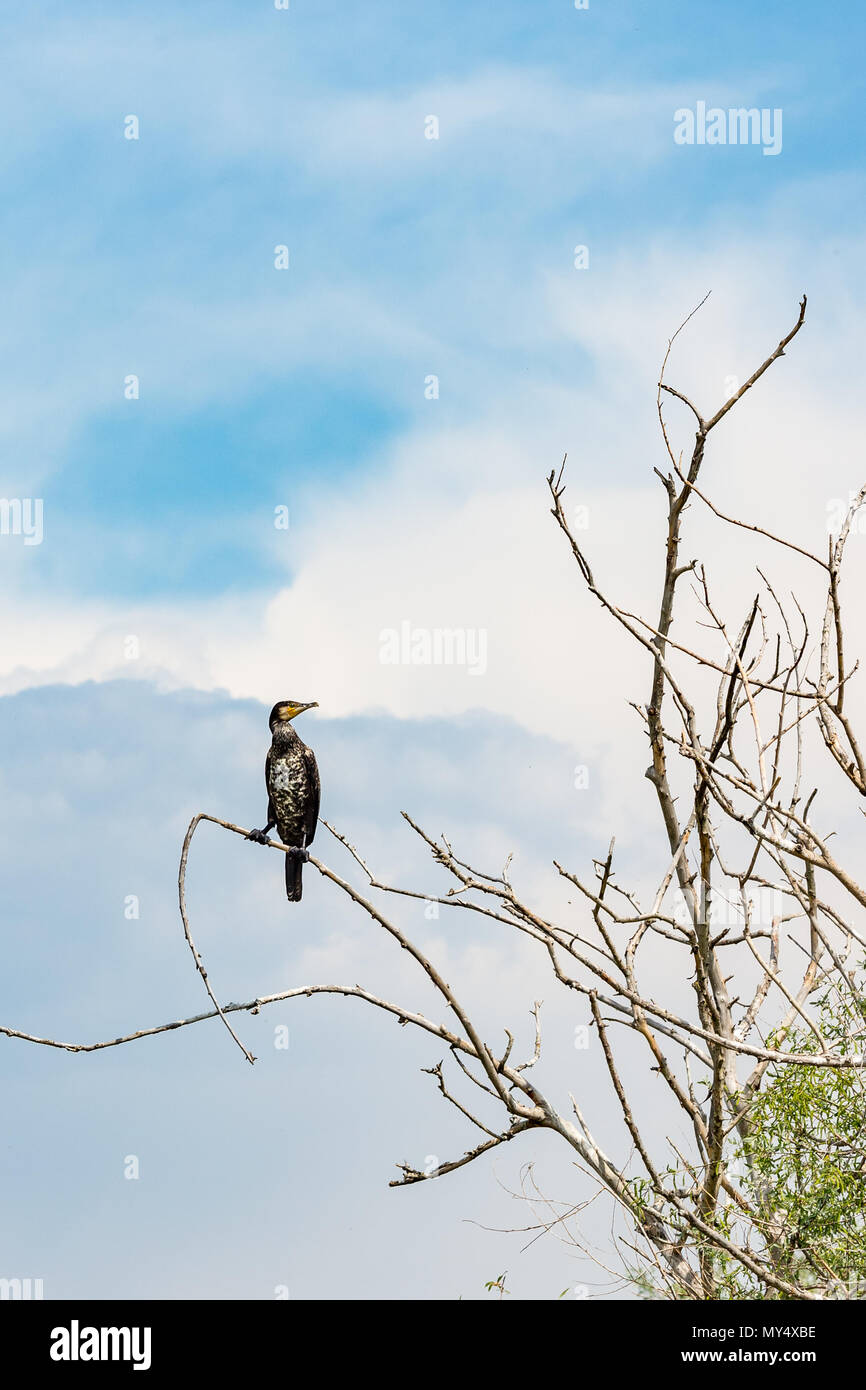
{"left": 269, "top": 744, "right": 312, "bottom": 844}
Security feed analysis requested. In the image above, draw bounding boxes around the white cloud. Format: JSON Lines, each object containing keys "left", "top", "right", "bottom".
{"left": 6, "top": 222, "right": 864, "bottom": 827}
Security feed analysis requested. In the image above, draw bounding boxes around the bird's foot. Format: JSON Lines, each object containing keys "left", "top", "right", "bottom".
{"left": 286, "top": 846, "right": 310, "bottom": 863}
{"left": 246, "top": 828, "right": 271, "bottom": 844}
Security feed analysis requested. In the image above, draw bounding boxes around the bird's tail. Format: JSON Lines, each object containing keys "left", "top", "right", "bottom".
{"left": 285, "top": 851, "right": 303, "bottom": 902}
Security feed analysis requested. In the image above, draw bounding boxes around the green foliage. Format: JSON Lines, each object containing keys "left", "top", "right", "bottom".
{"left": 735, "top": 979, "right": 866, "bottom": 1295}
{"left": 621, "top": 977, "right": 866, "bottom": 1300}
{"left": 484, "top": 1272, "right": 509, "bottom": 1298}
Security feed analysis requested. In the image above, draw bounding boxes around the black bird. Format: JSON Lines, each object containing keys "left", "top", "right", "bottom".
{"left": 247, "top": 700, "right": 321, "bottom": 902}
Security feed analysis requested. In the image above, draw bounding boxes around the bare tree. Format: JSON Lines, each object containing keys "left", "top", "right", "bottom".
{"left": 7, "top": 295, "right": 866, "bottom": 1299}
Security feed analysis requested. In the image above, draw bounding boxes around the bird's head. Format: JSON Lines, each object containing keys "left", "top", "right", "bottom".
{"left": 269, "top": 700, "right": 318, "bottom": 728}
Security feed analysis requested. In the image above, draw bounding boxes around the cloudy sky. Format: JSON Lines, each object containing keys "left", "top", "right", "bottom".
{"left": 1, "top": 0, "right": 864, "bottom": 1299}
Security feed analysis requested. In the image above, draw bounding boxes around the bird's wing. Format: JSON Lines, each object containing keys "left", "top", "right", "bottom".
{"left": 302, "top": 744, "right": 321, "bottom": 847}
{"left": 265, "top": 745, "right": 276, "bottom": 823}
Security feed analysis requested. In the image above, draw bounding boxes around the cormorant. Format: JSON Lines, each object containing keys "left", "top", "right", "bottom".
{"left": 247, "top": 700, "right": 321, "bottom": 902}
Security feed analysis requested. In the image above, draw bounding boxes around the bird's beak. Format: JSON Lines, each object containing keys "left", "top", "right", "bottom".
{"left": 290, "top": 701, "right": 318, "bottom": 718}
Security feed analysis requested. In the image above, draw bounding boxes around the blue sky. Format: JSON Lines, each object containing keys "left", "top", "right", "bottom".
{"left": 1, "top": 0, "right": 865, "bottom": 1299}
{"left": 1, "top": 683, "right": 609, "bottom": 1299}
{"left": 1, "top": 0, "right": 862, "bottom": 600}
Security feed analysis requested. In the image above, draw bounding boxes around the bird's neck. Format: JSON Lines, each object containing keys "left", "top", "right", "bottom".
{"left": 272, "top": 723, "right": 301, "bottom": 751}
